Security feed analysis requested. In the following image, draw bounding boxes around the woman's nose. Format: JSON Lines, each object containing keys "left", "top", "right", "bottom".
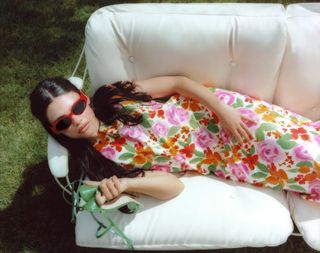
{"left": 72, "top": 115, "right": 84, "bottom": 127}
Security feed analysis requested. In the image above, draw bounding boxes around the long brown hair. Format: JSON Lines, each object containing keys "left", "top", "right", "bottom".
{"left": 29, "top": 77, "right": 170, "bottom": 181}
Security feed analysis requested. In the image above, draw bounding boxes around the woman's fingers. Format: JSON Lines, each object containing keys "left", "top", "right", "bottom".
{"left": 96, "top": 190, "right": 106, "bottom": 206}
{"left": 99, "top": 178, "right": 113, "bottom": 201}
{"left": 83, "top": 180, "right": 100, "bottom": 186}
{"left": 241, "top": 122, "right": 253, "bottom": 140}
{"left": 111, "top": 175, "right": 122, "bottom": 193}
{"left": 99, "top": 177, "right": 119, "bottom": 201}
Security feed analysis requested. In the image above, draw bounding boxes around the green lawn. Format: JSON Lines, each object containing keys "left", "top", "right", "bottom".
{"left": 0, "top": 0, "right": 317, "bottom": 253}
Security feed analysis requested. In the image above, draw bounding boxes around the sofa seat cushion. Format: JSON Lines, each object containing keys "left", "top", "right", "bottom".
{"left": 287, "top": 192, "right": 320, "bottom": 251}
{"left": 76, "top": 174, "right": 293, "bottom": 250}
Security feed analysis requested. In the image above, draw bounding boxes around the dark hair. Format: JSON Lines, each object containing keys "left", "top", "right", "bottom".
{"left": 29, "top": 76, "right": 167, "bottom": 182}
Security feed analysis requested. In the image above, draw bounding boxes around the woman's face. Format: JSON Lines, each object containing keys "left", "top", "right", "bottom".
{"left": 46, "top": 91, "right": 99, "bottom": 142}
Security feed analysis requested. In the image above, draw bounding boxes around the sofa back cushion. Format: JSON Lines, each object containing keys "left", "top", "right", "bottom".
{"left": 85, "top": 3, "right": 287, "bottom": 103}
{"left": 274, "top": 3, "right": 320, "bottom": 121}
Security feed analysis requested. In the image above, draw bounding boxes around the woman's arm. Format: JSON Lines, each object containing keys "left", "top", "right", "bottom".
{"left": 136, "top": 75, "right": 255, "bottom": 142}
{"left": 85, "top": 170, "right": 185, "bottom": 205}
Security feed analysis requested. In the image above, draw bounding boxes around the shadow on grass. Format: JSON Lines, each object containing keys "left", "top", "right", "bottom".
{"left": 0, "top": 160, "right": 317, "bottom": 253}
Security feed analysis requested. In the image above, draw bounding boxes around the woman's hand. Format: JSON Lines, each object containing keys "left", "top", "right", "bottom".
{"left": 217, "top": 103, "right": 256, "bottom": 143}
{"left": 84, "top": 175, "right": 128, "bottom": 206}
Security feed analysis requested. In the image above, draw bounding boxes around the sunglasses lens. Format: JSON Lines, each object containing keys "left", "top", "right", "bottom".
{"left": 56, "top": 117, "right": 72, "bottom": 131}
{"left": 73, "top": 100, "right": 87, "bottom": 115}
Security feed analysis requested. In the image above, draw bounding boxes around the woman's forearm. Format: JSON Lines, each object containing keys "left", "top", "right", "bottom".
{"left": 125, "top": 172, "right": 184, "bottom": 200}
{"left": 175, "top": 76, "right": 227, "bottom": 116}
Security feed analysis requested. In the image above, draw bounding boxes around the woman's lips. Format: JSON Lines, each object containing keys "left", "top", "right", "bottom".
{"left": 79, "top": 122, "right": 89, "bottom": 134}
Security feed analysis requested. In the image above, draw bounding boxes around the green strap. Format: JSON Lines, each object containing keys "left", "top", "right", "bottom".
{"left": 100, "top": 212, "right": 134, "bottom": 250}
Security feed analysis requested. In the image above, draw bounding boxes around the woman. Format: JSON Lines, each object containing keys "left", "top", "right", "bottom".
{"left": 30, "top": 75, "right": 320, "bottom": 205}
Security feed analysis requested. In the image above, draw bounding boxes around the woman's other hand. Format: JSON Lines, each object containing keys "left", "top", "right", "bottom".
{"left": 218, "top": 103, "right": 256, "bottom": 144}
{"left": 84, "top": 176, "right": 128, "bottom": 206}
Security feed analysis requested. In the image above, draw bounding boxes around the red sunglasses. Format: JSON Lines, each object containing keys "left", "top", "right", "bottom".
{"left": 50, "top": 92, "right": 88, "bottom": 133}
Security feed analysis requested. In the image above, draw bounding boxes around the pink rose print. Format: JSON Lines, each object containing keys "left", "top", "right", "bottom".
{"left": 194, "top": 127, "right": 218, "bottom": 149}
{"left": 237, "top": 108, "right": 259, "bottom": 128}
{"left": 174, "top": 154, "right": 186, "bottom": 164}
{"left": 308, "top": 179, "right": 320, "bottom": 201}
{"left": 230, "top": 163, "right": 249, "bottom": 182}
{"left": 293, "top": 145, "right": 313, "bottom": 161}
{"left": 119, "top": 125, "right": 147, "bottom": 142}
{"left": 214, "top": 169, "right": 226, "bottom": 179}
{"left": 214, "top": 91, "right": 235, "bottom": 105}
{"left": 308, "top": 121, "right": 320, "bottom": 130}
{"left": 166, "top": 104, "right": 189, "bottom": 125}
{"left": 151, "top": 164, "right": 171, "bottom": 172}
{"left": 149, "top": 100, "right": 163, "bottom": 110}
{"left": 152, "top": 121, "right": 169, "bottom": 137}
{"left": 257, "top": 139, "right": 284, "bottom": 163}
{"left": 314, "top": 135, "right": 320, "bottom": 146}
{"left": 101, "top": 147, "right": 116, "bottom": 160}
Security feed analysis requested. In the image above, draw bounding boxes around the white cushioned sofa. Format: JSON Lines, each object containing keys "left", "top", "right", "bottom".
{"left": 48, "top": 2, "right": 320, "bottom": 251}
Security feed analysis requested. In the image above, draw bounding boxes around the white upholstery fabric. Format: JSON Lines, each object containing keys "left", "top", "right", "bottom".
{"left": 274, "top": 3, "right": 320, "bottom": 122}
{"left": 287, "top": 192, "right": 320, "bottom": 251}
{"left": 76, "top": 175, "right": 293, "bottom": 250}
{"left": 85, "top": 3, "right": 287, "bottom": 103}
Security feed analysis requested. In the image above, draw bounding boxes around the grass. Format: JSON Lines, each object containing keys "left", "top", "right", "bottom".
{"left": 0, "top": 0, "right": 318, "bottom": 253}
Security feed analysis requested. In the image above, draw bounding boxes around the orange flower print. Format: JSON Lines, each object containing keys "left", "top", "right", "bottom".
{"left": 290, "top": 127, "right": 310, "bottom": 141}
{"left": 111, "top": 137, "right": 126, "bottom": 152}
{"left": 242, "top": 154, "right": 259, "bottom": 170}
{"left": 265, "top": 163, "right": 288, "bottom": 186}
{"left": 149, "top": 111, "right": 156, "bottom": 118}
{"left": 181, "top": 98, "right": 202, "bottom": 112}
{"left": 157, "top": 110, "right": 164, "bottom": 118}
{"left": 255, "top": 104, "right": 269, "bottom": 114}
{"left": 133, "top": 146, "right": 154, "bottom": 164}
{"left": 179, "top": 143, "right": 195, "bottom": 158}
{"left": 262, "top": 112, "right": 277, "bottom": 123}
{"left": 202, "top": 148, "right": 222, "bottom": 164}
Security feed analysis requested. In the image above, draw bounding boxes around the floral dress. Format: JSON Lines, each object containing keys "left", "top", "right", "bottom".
{"left": 93, "top": 87, "right": 320, "bottom": 204}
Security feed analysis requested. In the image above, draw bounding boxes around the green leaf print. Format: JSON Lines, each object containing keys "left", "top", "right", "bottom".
{"left": 256, "top": 162, "right": 269, "bottom": 173}
{"left": 167, "top": 126, "right": 180, "bottom": 137}
{"left": 186, "top": 136, "right": 192, "bottom": 145}
{"left": 245, "top": 104, "right": 254, "bottom": 108}
{"left": 290, "top": 115, "right": 299, "bottom": 124}
{"left": 224, "top": 144, "right": 231, "bottom": 151}
{"left": 296, "top": 161, "right": 313, "bottom": 167}
{"left": 141, "top": 113, "right": 152, "bottom": 128}
{"left": 288, "top": 184, "right": 306, "bottom": 192}
{"left": 287, "top": 178, "right": 296, "bottom": 184}
{"left": 255, "top": 123, "right": 278, "bottom": 141}
{"left": 194, "top": 150, "right": 205, "bottom": 158}
{"left": 241, "top": 149, "right": 248, "bottom": 156}
{"left": 194, "top": 112, "right": 205, "bottom": 120}
{"left": 171, "top": 167, "right": 181, "bottom": 173}
{"left": 159, "top": 137, "right": 166, "bottom": 143}
{"left": 287, "top": 168, "right": 299, "bottom": 173}
{"left": 252, "top": 172, "right": 268, "bottom": 179}
{"left": 189, "top": 114, "right": 200, "bottom": 129}
{"left": 124, "top": 144, "right": 136, "bottom": 153}
{"left": 155, "top": 156, "right": 170, "bottom": 163}
{"left": 249, "top": 146, "right": 255, "bottom": 155}
{"left": 178, "top": 140, "right": 187, "bottom": 147}
{"left": 207, "top": 119, "right": 219, "bottom": 133}
{"left": 276, "top": 133, "right": 297, "bottom": 150}
{"left": 208, "top": 164, "right": 217, "bottom": 173}
{"left": 272, "top": 185, "right": 283, "bottom": 191}
{"left": 232, "top": 98, "right": 244, "bottom": 108}
{"left": 189, "top": 157, "right": 203, "bottom": 164}
{"left": 311, "top": 131, "right": 318, "bottom": 136}
{"left": 118, "top": 153, "right": 135, "bottom": 160}
{"left": 142, "top": 161, "right": 152, "bottom": 170}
